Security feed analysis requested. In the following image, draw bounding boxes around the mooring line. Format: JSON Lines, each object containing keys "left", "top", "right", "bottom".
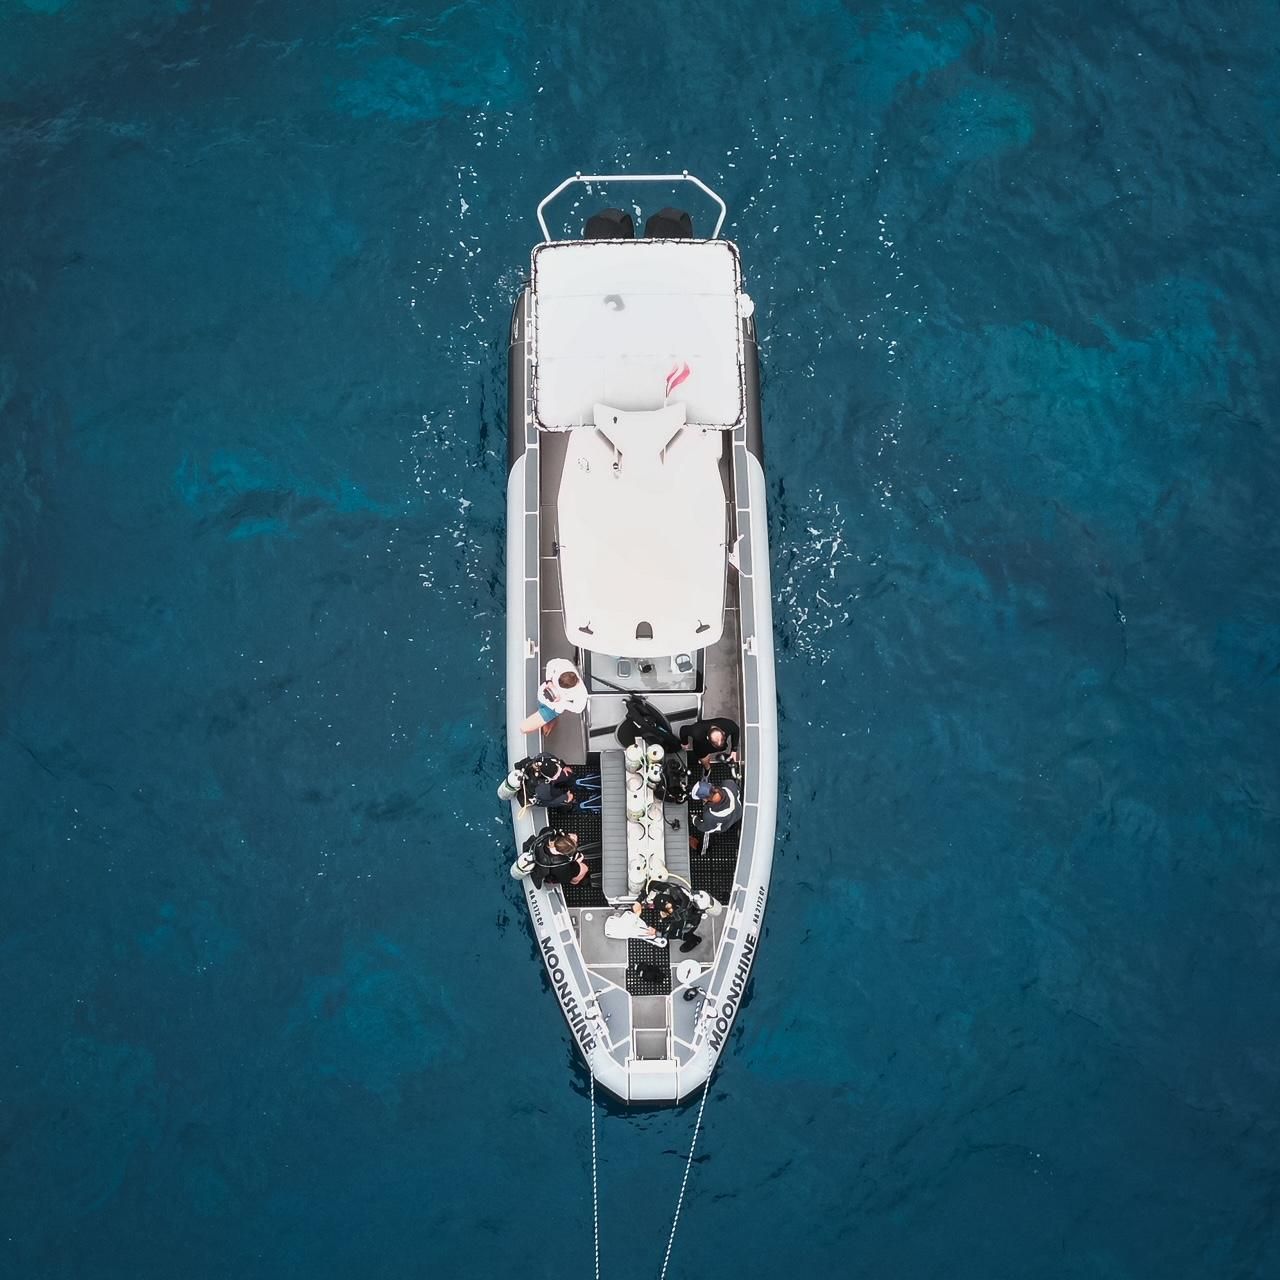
{"left": 657, "top": 1080, "right": 711, "bottom": 1280}
{"left": 590, "top": 1070, "right": 601, "bottom": 1280}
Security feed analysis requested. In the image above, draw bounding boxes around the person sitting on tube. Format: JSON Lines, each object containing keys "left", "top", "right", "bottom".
{"left": 525, "top": 828, "right": 592, "bottom": 890}
{"left": 520, "top": 658, "right": 588, "bottom": 737}
{"left": 510, "top": 753, "right": 601, "bottom": 810}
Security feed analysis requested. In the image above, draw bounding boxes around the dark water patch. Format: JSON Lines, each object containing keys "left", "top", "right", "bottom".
{"left": 2, "top": 1, "right": 1279, "bottom": 1277}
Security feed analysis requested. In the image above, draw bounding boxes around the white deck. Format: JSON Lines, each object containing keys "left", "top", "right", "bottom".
{"left": 531, "top": 239, "right": 745, "bottom": 429}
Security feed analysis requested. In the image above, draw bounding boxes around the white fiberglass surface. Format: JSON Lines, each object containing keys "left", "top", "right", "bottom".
{"left": 556, "top": 405, "right": 727, "bottom": 657}
{"left": 532, "top": 239, "right": 744, "bottom": 428}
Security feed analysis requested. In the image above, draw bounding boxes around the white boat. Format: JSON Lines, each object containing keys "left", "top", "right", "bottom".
{"left": 502, "top": 174, "right": 776, "bottom": 1103}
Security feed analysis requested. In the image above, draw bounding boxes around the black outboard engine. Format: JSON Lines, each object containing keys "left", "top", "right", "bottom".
{"left": 644, "top": 206, "right": 693, "bottom": 238}
{"left": 584, "top": 208, "right": 635, "bottom": 239}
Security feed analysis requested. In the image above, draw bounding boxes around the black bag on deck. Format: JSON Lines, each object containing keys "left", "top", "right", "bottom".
{"left": 615, "top": 694, "right": 681, "bottom": 754}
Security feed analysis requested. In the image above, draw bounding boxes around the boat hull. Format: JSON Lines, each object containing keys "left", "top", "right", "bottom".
{"left": 504, "top": 251, "right": 776, "bottom": 1104}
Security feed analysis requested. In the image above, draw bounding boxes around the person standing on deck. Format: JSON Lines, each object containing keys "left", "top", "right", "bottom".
{"left": 688, "top": 776, "right": 742, "bottom": 854}
{"left": 679, "top": 716, "right": 740, "bottom": 767}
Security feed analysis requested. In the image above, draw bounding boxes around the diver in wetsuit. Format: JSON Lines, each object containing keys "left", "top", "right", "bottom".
{"left": 631, "top": 879, "right": 709, "bottom": 953}
{"left": 527, "top": 759, "right": 601, "bottom": 811}
{"left": 501, "top": 754, "right": 602, "bottom": 811}
{"left": 524, "top": 829, "right": 596, "bottom": 889}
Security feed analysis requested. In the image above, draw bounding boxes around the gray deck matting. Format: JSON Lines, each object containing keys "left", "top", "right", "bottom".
{"left": 662, "top": 800, "right": 692, "bottom": 882}
{"left": 598, "top": 749, "right": 629, "bottom": 900}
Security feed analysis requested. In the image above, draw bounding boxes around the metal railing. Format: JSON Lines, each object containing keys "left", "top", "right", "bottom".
{"left": 536, "top": 171, "right": 728, "bottom": 242}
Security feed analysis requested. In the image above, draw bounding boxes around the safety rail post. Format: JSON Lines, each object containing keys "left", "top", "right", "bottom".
{"left": 536, "top": 172, "right": 728, "bottom": 242}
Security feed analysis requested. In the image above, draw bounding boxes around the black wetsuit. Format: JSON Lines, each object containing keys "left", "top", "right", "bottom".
{"left": 513, "top": 753, "right": 566, "bottom": 806}
{"left": 645, "top": 880, "right": 704, "bottom": 947}
{"left": 680, "top": 717, "right": 740, "bottom": 761}
{"left": 526, "top": 829, "right": 583, "bottom": 889}
{"left": 616, "top": 696, "right": 682, "bottom": 752}
{"left": 531, "top": 775, "right": 574, "bottom": 808}
{"left": 533, "top": 768, "right": 602, "bottom": 811}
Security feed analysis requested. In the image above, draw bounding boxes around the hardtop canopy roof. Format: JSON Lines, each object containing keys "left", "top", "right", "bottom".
{"left": 556, "top": 403, "right": 728, "bottom": 657}
{"left": 531, "top": 239, "right": 745, "bottom": 431}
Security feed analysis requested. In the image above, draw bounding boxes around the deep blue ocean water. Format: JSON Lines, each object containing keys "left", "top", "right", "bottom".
{"left": 2, "top": 2, "right": 1278, "bottom": 1276}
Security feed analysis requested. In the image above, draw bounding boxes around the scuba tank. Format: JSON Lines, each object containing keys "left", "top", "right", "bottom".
{"left": 510, "top": 850, "right": 535, "bottom": 879}
{"left": 624, "top": 742, "right": 647, "bottom": 773}
{"left": 645, "top": 761, "right": 663, "bottom": 787}
{"left": 646, "top": 742, "right": 665, "bottom": 765}
{"left": 497, "top": 767, "right": 523, "bottom": 802}
{"left": 626, "top": 790, "right": 648, "bottom": 820}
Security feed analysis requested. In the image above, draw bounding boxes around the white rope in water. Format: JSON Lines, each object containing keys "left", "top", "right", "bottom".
{"left": 657, "top": 1081, "right": 711, "bottom": 1280}
{"left": 590, "top": 1070, "right": 601, "bottom": 1280}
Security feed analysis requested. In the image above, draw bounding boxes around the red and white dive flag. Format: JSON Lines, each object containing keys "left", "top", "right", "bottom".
{"left": 665, "top": 361, "right": 691, "bottom": 398}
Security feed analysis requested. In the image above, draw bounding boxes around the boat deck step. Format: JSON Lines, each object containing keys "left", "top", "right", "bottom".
{"left": 663, "top": 801, "right": 691, "bottom": 883}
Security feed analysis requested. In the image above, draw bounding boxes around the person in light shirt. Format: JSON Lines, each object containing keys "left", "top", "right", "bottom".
{"left": 520, "top": 658, "right": 587, "bottom": 736}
